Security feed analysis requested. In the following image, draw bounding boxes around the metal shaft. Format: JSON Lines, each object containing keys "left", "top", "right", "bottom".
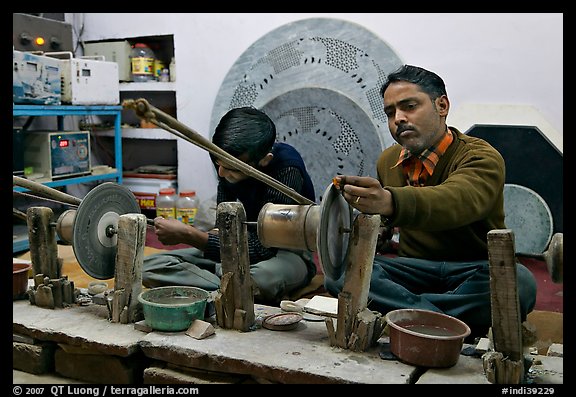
{"left": 13, "top": 176, "right": 82, "bottom": 206}
{"left": 122, "top": 98, "right": 315, "bottom": 206}
{"left": 14, "top": 176, "right": 156, "bottom": 226}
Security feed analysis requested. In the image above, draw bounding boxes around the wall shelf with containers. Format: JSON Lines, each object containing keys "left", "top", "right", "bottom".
{"left": 84, "top": 34, "right": 179, "bottom": 213}
{"left": 84, "top": 34, "right": 178, "bottom": 141}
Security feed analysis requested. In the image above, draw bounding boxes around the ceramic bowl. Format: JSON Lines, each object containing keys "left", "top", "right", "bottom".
{"left": 385, "top": 308, "right": 471, "bottom": 368}
{"left": 138, "top": 286, "right": 209, "bottom": 332}
{"left": 13, "top": 261, "right": 32, "bottom": 299}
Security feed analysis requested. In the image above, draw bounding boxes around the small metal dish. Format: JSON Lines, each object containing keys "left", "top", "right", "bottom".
{"left": 262, "top": 312, "right": 303, "bottom": 331}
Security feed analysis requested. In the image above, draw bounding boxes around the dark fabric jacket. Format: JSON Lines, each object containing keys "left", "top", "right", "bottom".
{"left": 204, "top": 142, "right": 315, "bottom": 263}
{"left": 377, "top": 127, "right": 506, "bottom": 261}
{"left": 219, "top": 142, "right": 315, "bottom": 220}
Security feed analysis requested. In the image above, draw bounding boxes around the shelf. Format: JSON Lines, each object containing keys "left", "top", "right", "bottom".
{"left": 13, "top": 171, "right": 120, "bottom": 193}
{"left": 82, "top": 35, "right": 178, "bottom": 182}
{"left": 95, "top": 127, "right": 176, "bottom": 140}
{"left": 13, "top": 104, "right": 123, "bottom": 116}
{"left": 120, "top": 82, "right": 175, "bottom": 92}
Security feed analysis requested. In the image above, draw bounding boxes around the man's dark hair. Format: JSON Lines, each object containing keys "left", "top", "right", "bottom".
{"left": 380, "top": 64, "right": 447, "bottom": 101}
{"left": 211, "top": 107, "right": 276, "bottom": 164}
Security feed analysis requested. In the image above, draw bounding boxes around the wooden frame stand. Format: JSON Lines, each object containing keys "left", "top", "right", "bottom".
{"left": 325, "top": 213, "right": 385, "bottom": 351}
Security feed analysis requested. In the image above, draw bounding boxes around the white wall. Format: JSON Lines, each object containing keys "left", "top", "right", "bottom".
{"left": 74, "top": 13, "right": 563, "bottom": 203}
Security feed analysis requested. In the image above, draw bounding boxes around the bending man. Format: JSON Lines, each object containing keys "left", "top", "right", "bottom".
{"left": 143, "top": 107, "right": 317, "bottom": 305}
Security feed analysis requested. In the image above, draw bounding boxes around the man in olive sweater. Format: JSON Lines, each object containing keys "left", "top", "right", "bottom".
{"left": 327, "top": 65, "right": 537, "bottom": 338}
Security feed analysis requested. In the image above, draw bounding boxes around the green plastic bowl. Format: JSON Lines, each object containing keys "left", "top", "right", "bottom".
{"left": 138, "top": 286, "right": 209, "bottom": 331}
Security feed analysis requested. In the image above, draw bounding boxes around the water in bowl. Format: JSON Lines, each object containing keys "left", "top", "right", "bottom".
{"left": 153, "top": 295, "right": 202, "bottom": 305}
{"left": 404, "top": 324, "right": 459, "bottom": 337}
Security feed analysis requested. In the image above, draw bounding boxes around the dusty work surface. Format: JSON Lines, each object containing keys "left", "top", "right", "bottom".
{"left": 138, "top": 305, "right": 419, "bottom": 384}
{"left": 12, "top": 299, "right": 561, "bottom": 384}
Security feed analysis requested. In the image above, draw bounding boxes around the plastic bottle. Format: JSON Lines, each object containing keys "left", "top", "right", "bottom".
{"left": 169, "top": 57, "right": 176, "bottom": 82}
{"left": 160, "top": 68, "right": 170, "bottom": 82}
{"left": 130, "top": 43, "right": 156, "bottom": 82}
{"left": 176, "top": 190, "right": 199, "bottom": 226}
{"left": 153, "top": 59, "right": 166, "bottom": 81}
{"left": 156, "top": 187, "right": 177, "bottom": 219}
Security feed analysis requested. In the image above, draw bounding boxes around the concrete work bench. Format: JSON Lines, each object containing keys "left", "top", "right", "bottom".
{"left": 12, "top": 298, "right": 562, "bottom": 384}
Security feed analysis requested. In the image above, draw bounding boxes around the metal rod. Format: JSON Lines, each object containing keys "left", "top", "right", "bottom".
{"left": 14, "top": 190, "right": 80, "bottom": 208}
{"left": 13, "top": 176, "right": 82, "bottom": 206}
{"left": 122, "top": 98, "right": 315, "bottom": 206}
{"left": 14, "top": 176, "right": 157, "bottom": 227}
{"left": 13, "top": 208, "right": 27, "bottom": 221}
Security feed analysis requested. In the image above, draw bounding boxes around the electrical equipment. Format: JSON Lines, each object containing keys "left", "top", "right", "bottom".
{"left": 84, "top": 40, "right": 132, "bottom": 82}
{"left": 13, "top": 50, "right": 62, "bottom": 105}
{"left": 44, "top": 52, "right": 120, "bottom": 105}
{"left": 13, "top": 13, "right": 73, "bottom": 52}
{"left": 23, "top": 131, "right": 91, "bottom": 181}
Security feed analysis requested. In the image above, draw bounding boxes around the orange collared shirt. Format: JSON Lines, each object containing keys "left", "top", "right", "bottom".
{"left": 392, "top": 129, "right": 454, "bottom": 187}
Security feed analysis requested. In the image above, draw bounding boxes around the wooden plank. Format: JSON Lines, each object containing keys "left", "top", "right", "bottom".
{"left": 218, "top": 273, "right": 235, "bottom": 329}
{"left": 216, "top": 202, "right": 255, "bottom": 331}
{"left": 340, "top": 214, "right": 380, "bottom": 315}
{"left": 486, "top": 229, "right": 524, "bottom": 384}
{"left": 112, "top": 214, "right": 146, "bottom": 323}
{"left": 26, "top": 207, "right": 60, "bottom": 279}
{"left": 335, "top": 214, "right": 380, "bottom": 350}
{"left": 335, "top": 291, "right": 352, "bottom": 347}
{"left": 487, "top": 229, "right": 523, "bottom": 361}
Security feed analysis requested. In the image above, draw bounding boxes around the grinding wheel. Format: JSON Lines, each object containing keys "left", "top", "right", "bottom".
{"left": 73, "top": 183, "right": 141, "bottom": 279}
{"left": 317, "top": 183, "right": 353, "bottom": 280}
{"left": 503, "top": 183, "right": 553, "bottom": 255}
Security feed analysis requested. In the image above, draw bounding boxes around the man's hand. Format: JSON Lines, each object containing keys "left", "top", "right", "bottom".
{"left": 332, "top": 175, "right": 394, "bottom": 217}
{"left": 153, "top": 217, "right": 194, "bottom": 245}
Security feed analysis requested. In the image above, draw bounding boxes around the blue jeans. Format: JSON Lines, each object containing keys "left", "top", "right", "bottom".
{"left": 324, "top": 255, "right": 537, "bottom": 333}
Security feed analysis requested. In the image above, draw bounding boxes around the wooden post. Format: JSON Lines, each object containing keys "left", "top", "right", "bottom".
{"left": 214, "top": 202, "right": 255, "bottom": 331}
{"left": 483, "top": 229, "right": 524, "bottom": 384}
{"left": 26, "top": 207, "right": 60, "bottom": 279}
{"left": 111, "top": 213, "right": 146, "bottom": 324}
{"left": 331, "top": 213, "right": 384, "bottom": 351}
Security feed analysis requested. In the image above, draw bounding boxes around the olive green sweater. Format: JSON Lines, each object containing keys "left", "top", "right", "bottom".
{"left": 377, "top": 127, "right": 506, "bottom": 261}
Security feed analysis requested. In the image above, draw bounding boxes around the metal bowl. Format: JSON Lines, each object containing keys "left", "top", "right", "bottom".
{"left": 385, "top": 309, "right": 471, "bottom": 368}
{"left": 138, "top": 286, "right": 209, "bottom": 332}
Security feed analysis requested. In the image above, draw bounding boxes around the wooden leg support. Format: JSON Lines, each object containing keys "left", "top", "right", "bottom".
{"left": 27, "top": 207, "right": 60, "bottom": 279}
{"left": 26, "top": 207, "right": 75, "bottom": 309}
{"left": 326, "top": 213, "right": 385, "bottom": 351}
{"left": 111, "top": 213, "right": 147, "bottom": 324}
{"left": 484, "top": 229, "right": 524, "bottom": 384}
{"left": 214, "top": 202, "right": 255, "bottom": 332}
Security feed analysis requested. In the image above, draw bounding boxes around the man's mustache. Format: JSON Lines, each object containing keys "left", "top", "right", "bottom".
{"left": 396, "top": 125, "right": 415, "bottom": 135}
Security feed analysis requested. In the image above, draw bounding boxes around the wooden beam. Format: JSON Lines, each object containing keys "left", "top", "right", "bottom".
{"left": 332, "top": 214, "right": 382, "bottom": 351}
{"left": 486, "top": 229, "right": 524, "bottom": 384}
{"left": 112, "top": 214, "right": 146, "bottom": 324}
{"left": 26, "top": 206, "right": 60, "bottom": 279}
{"left": 215, "top": 202, "right": 255, "bottom": 331}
